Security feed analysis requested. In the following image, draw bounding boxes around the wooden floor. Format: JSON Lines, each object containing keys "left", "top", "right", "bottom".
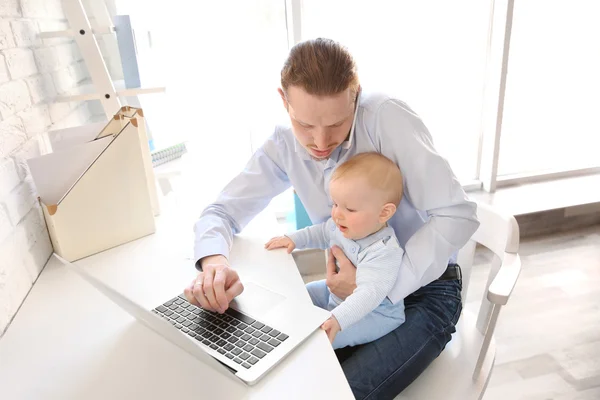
{"left": 467, "top": 224, "right": 600, "bottom": 400}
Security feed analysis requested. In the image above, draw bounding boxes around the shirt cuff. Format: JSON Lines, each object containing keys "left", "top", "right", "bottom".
{"left": 331, "top": 307, "right": 354, "bottom": 331}
{"left": 194, "top": 237, "right": 230, "bottom": 270}
{"left": 285, "top": 232, "right": 306, "bottom": 249}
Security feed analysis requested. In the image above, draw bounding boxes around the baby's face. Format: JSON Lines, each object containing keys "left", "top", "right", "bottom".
{"left": 329, "top": 177, "right": 387, "bottom": 240}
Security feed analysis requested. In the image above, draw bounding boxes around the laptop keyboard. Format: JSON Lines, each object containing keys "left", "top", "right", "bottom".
{"left": 152, "top": 295, "right": 289, "bottom": 370}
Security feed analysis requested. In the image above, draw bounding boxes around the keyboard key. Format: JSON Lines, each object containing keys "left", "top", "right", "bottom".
{"left": 233, "top": 330, "right": 244, "bottom": 337}
{"left": 195, "top": 327, "right": 206, "bottom": 336}
{"left": 156, "top": 305, "right": 167, "bottom": 313}
{"left": 226, "top": 326, "right": 237, "bottom": 334}
{"left": 189, "top": 323, "right": 199, "bottom": 331}
{"left": 243, "top": 344, "right": 254, "bottom": 352}
{"left": 238, "top": 323, "right": 248, "bottom": 330}
{"left": 217, "top": 339, "right": 227, "bottom": 347}
{"left": 248, "top": 357, "right": 259, "bottom": 365}
{"left": 224, "top": 308, "right": 255, "bottom": 325}
{"left": 189, "top": 332, "right": 197, "bottom": 338}
{"left": 233, "top": 358, "right": 243, "bottom": 364}
{"left": 225, "top": 353, "right": 234, "bottom": 359}
{"left": 249, "top": 338, "right": 259, "bottom": 345}
{"left": 227, "top": 337, "right": 238, "bottom": 344}
{"left": 214, "top": 328, "right": 224, "bottom": 336}
{"left": 182, "top": 321, "right": 192, "bottom": 327}
{"left": 181, "top": 310, "right": 191, "bottom": 318}
{"left": 251, "top": 349, "right": 266, "bottom": 359}
{"left": 218, "top": 322, "right": 228, "bottom": 329}
{"left": 175, "top": 307, "right": 186, "bottom": 314}
{"left": 251, "top": 321, "right": 264, "bottom": 330}
{"left": 194, "top": 335, "right": 203, "bottom": 342}
{"left": 222, "top": 315, "right": 233, "bottom": 322}
{"left": 260, "top": 334, "right": 271, "bottom": 342}
{"left": 175, "top": 299, "right": 184, "bottom": 305}
{"left": 164, "top": 310, "right": 174, "bottom": 316}
{"left": 257, "top": 342, "right": 274, "bottom": 353}
{"left": 202, "top": 339, "right": 211, "bottom": 346}
{"left": 268, "top": 339, "right": 281, "bottom": 347}
{"left": 268, "top": 329, "right": 281, "bottom": 337}
{"left": 241, "top": 334, "right": 252, "bottom": 341}
{"left": 186, "top": 304, "right": 197, "bottom": 311}
{"left": 217, "top": 348, "right": 226, "bottom": 355}
{"left": 221, "top": 332, "right": 231, "bottom": 339}
{"left": 239, "top": 352, "right": 250, "bottom": 360}
{"left": 200, "top": 321, "right": 211, "bottom": 329}
{"left": 277, "top": 333, "right": 289, "bottom": 342}
{"left": 182, "top": 327, "right": 189, "bottom": 333}
{"left": 242, "top": 362, "right": 251, "bottom": 369}
{"left": 202, "top": 331, "right": 212, "bottom": 339}
{"left": 176, "top": 317, "right": 186, "bottom": 323}
{"left": 164, "top": 300, "right": 174, "bottom": 306}
{"left": 231, "top": 348, "right": 242, "bottom": 356}
{"left": 260, "top": 326, "right": 272, "bottom": 334}
{"left": 210, "top": 344, "right": 218, "bottom": 350}
{"left": 244, "top": 326, "right": 256, "bottom": 334}
{"left": 168, "top": 304, "right": 178, "bottom": 310}
{"left": 252, "top": 331, "right": 262, "bottom": 338}
{"left": 175, "top": 324, "right": 182, "bottom": 329}
{"left": 230, "top": 319, "right": 240, "bottom": 327}
{"left": 224, "top": 344, "right": 234, "bottom": 351}
{"left": 235, "top": 339, "right": 246, "bottom": 347}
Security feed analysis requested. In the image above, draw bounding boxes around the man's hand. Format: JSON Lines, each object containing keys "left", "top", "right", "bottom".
{"left": 321, "top": 316, "right": 341, "bottom": 344}
{"left": 184, "top": 255, "right": 244, "bottom": 314}
{"left": 326, "top": 245, "right": 357, "bottom": 300}
{"left": 264, "top": 236, "right": 296, "bottom": 253}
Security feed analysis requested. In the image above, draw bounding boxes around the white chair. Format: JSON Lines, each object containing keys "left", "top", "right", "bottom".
{"left": 395, "top": 202, "right": 522, "bottom": 400}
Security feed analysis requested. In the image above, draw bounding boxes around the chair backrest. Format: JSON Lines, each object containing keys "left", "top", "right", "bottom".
{"left": 456, "top": 202, "right": 520, "bottom": 332}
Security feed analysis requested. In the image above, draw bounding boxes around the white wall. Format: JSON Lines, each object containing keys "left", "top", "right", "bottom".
{"left": 0, "top": 0, "right": 95, "bottom": 336}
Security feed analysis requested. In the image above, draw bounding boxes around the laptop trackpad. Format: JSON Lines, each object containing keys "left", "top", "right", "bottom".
{"left": 230, "top": 281, "right": 286, "bottom": 319}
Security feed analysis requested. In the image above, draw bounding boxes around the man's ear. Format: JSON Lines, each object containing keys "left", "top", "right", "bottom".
{"left": 277, "top": 88, "right": 289, "bottom": 111}
{"left": 379, "top": 203, "right": 397, "bottom": 223}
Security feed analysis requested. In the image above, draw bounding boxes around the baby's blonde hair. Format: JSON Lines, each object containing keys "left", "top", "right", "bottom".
{"left": 331, "top": 152, "right": 403, "bottom": 206}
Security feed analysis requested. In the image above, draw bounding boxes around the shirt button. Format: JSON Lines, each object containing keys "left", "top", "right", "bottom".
{"left": 351, "top": 247, "right": 356, "bottom": 253}
{"left": 330, "top": 225, "right": 336, "bottom": 232}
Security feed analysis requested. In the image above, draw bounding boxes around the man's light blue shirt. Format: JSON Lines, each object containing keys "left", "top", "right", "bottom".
{"left": 194, "top": 90, "right": 480, "bottom": 304}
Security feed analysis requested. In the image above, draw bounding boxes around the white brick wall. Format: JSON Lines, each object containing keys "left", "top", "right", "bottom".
{"left": 0, "top": 0, "right": 96, "bottom": 337}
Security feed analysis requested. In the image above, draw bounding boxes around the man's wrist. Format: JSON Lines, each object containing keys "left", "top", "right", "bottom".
{"left": 195, "top": 254, "right": 228, "bottom": 271}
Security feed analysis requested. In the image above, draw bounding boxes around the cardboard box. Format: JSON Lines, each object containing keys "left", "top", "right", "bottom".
{"left": 28, "top": 107, "right": 158, "bottom": 261}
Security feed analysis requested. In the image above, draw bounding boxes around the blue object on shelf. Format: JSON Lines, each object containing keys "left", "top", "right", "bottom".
{"left": 293, "top": 191, "right": 312, "bottom": 230}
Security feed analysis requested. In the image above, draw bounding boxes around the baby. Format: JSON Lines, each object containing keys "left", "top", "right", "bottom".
{"left": 265, "top": 152, "right": 405, "bottom": 349}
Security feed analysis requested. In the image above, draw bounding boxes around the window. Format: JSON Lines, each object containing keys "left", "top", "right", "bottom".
{"left": 498, "top": 0, "right": 600, "bottom": 176}
{"left": 301, "top": 0, "right": 492, "bottom": 182}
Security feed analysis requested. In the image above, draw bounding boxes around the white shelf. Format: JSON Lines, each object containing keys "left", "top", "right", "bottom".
{"left": 55, "top": 80, "right": 166, "bottom": 102}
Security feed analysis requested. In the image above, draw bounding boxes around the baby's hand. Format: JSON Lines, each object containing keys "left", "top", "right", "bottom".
{"left": 321, "top": 316, "right": 341, "bottom": 344}
{"left": 264, "top": 236, "right": 296, "bottom": 254}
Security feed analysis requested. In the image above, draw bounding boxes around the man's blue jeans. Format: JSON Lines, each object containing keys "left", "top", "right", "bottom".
{"left": 334, "top": 275, "right": 463, "bottom": 399}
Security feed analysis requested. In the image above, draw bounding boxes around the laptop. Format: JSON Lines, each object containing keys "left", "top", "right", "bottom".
{"left": 54, "top": 253, "right": 331, "bottom": 386}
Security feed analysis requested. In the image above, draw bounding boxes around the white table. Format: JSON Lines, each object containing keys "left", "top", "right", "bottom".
{"left": 0, "top": 166, "right": 353, "bottom": 399}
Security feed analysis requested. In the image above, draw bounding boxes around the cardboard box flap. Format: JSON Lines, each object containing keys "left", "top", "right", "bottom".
{"left": 96, "top": 107, "right": 141, "bottom": 139}
{"left": 48, "top": 121, "right": 108, "bottom": 152}
{"left": 27, "top": 136, "right": 113, "bottom": 207}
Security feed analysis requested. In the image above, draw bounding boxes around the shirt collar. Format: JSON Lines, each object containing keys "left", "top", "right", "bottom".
{"left": 354, "top": 225, "right": 394, "bottom": 251}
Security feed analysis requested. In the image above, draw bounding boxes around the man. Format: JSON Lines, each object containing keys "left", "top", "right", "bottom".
{"left": 185, "top": 38, "right": 479, "bottom": 399}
